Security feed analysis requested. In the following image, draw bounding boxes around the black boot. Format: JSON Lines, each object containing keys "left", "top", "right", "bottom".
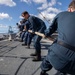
{"left": 40, "top": 71, "right": 48, "bottom": 75}
{"left": 22, "top": 43, "right": 27, "bottom": 46}
{"left": 32, "top": 53, "right": 41, "bottom": 61}
{"left": 19, "top": 39, "right": 23, "bottom": 42}
{"left": 25, "top": 45, "right": 30, "bottom": 49}
{"left": 30, "top": 52, "right": 37, "bottom": 56}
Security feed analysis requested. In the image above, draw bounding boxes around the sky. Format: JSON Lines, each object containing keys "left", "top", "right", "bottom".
{"left": 0, "top": 0, "right": 72, "bottom": 33}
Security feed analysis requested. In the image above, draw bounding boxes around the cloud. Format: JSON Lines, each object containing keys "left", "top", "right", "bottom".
{"left": 46, "top": 7, "right": 61, "bottom": 13}
{"left": 21, "top": 0, "right": 62, "bottom": 23}
{"left": 33, "top": 0, "right": 47, "bottom": 4}
{"left": 48, "top": 0, "right": 56, "bottom": 7}
{"left": 21, "top": 0, "right": 47, "bottom": 4}
{"left": 38, "top": 12, "right": 56, "bottom": 21}
{"left": 0, "top": 12, "right": 12, "bottom": 20}
{"left": 21, "top": 0, "right": 62, "bottom": 10}
{"left": 37, "top": 0, "right": 62, "bottom": 22}
{"left": 21, "top": 0, "right": 61, "bottom": 10}
{"left": 57, "top": 2, "right": 62, "bottom": 5}
{"left": 38, "top": 0, "right": 57, "bottom": 10}
{"left": 38, "top": 3, "right": 48, "bottom": 10}
{"left": 38, "top": 7, "right": 61, "bottom": 23}
{"left": 0, "top": 0, "right": 16, "bottom": 7}
{"left": 21, "top": 0, "right": 31, "bottom": 3}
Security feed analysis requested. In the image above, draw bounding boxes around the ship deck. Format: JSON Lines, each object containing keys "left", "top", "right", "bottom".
{"left": 0, "top": 39, "right": 57, "bottom": 75}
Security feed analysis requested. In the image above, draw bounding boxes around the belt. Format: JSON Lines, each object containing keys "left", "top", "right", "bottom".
{"left": 57, "top": 41, "right": 75, "bottom": 52}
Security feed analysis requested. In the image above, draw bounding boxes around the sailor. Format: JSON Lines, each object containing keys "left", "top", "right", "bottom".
{"left": 19, "top": 19, "right": 27, "bottom": 42}
{"left": 22, "top": 21, "right": 30, "bottom": 48}
{"left": 40, "top": 1, "right": 75, "bottom": 75}
{"left": 22, "top": 11, "right": 46, "bottom": 61}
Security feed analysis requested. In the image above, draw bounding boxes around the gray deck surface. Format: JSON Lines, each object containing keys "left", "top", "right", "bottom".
{"left": 0, "top": 40, "right": 57, "bottom": 75}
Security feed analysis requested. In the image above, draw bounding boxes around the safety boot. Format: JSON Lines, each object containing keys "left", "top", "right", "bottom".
{"left": 30, "top": 52, "right": 37, "bottom": 56}
{"left": 32, "top": 53, "right": 41, "bottom": 61}
{"left": 40, "top": 71, "right": 48, "bottom": 75}
{"left": 19, "top": 39, "right": 23, "bottom": 42}
{"left": 26, "top": 45, "right": 30, "bottom": 49}
{"left": 22, "top": 43, "right": 27, "bottom": 46}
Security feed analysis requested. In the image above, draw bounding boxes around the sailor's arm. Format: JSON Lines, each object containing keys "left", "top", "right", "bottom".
{"left": 45, "top": 16, "right": 58, "bottom": 37}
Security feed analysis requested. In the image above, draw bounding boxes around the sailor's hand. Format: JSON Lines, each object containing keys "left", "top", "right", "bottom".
{"left": 23, "top": 29, "right": 26, "bottom": 31}
{"left": 42, "top": 35, "right": 46, "bottom": 38}
{"left": 31, "top": 30, "right": 35, "bottom": 34}
{"left": 28, "top": 30, "right": 35, "bottom": 34}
